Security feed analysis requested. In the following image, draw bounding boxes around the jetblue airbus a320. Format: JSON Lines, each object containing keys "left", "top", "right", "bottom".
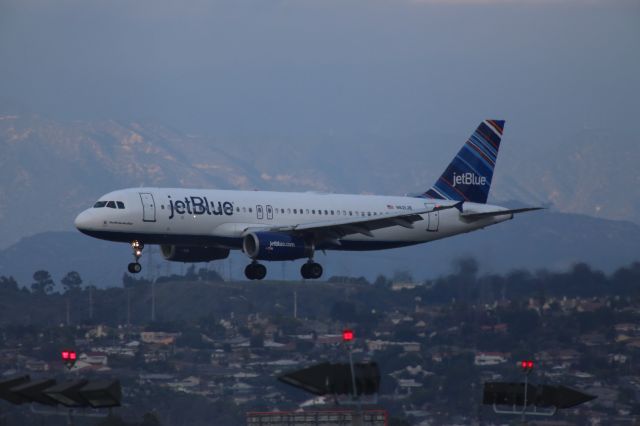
{"left": 75, "top": 120, "right": 540, "bottom": 280}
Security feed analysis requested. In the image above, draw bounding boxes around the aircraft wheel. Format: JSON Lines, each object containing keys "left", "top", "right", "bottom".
{"left": 254, "top": 264, "right": 267, "bottom": 280}
{"left": 300, "top": 263, "right": 311, "bottom": 279}
{"left": 309, "top": 262, "right": 323, "bottom": 279}
{"left": 245, "top": 264, "right": 256, "bottom": 280}
{"left": 128, "top": 262, "right": 142, "bottom": 274}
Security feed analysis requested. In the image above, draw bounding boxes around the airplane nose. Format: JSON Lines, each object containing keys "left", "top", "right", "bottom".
{"left": 74, "top": 210, "right": 93, "bottom": 230}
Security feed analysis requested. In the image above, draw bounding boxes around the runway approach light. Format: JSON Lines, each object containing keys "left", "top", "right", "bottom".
{"left": 342, "top": 329, "right": 354, "bottom": 342}
{"left": 12, "top": 378, "right": 57, "bottom": 406}
{"left": 483, "top": 382, "right": 596, "bottom": 410}
{"left": 0, "top": 375, "right": 31, "bottom": 404}
{"left": 278, "top": 362, "right": 380, "bottom": 397}
{"left": 61, "top": 350, "right": 77, "bottom": 370}
{"left": 80, "top": 379, "right": 123, "bottom": 408}
{"left": 44, "top": 380, "right": 89, "bottom": 407}
{"left": 0, "top": 375, "right": 122, "bottom": 409}
{"left": 520, "top": 360, "right": 534, "bottom": 372}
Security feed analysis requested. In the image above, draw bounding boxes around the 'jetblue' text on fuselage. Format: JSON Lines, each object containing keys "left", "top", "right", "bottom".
{"left": 168, "top": 196, "right": 233, "bottom": 219}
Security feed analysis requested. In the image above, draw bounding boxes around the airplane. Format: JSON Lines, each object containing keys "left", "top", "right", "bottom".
{"left": 74, "top": 120, "right": 541, "bottom": 280}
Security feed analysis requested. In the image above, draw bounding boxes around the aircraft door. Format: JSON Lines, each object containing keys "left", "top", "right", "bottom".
{"left": 256, "top": 205, "right": 264, "bottom": 220}
{"left": 140, "top": 193, "right": 157, "bottom": 222}
{"left": 425, "top": 203, "right": 439, "bottom": 232}
{"left": 266, "top": 205, "right": 273, "bottom": 220}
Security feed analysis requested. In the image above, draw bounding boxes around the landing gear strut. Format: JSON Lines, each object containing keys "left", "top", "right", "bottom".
{"left": 245, "top": 261, "right": 267, "bottom": 280}
{"left": 127, "top": 240, "right": 144, "bottom": 274}
{"left": 301, "top": 260, "right": 323, "bottom": 280}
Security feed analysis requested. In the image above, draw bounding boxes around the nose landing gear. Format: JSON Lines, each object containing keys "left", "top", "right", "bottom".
{"left": 127, "top": 240, "right": 144, "bottom": 274}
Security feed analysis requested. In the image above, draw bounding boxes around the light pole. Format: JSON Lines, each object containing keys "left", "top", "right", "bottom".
{"left": 520, "top": 360, "right": 534, "bottom": 424}
{"left": 342, "top": 329, "right": 362, "bottom": 426}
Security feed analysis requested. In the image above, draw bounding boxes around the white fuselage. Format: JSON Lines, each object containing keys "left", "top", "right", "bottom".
{"left": 74, "top": 187, "right": 512, "bottom": 252}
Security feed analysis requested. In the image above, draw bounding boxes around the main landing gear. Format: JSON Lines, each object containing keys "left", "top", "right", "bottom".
{"left": 243, "top": 260, "right": 323, "bottom": 281}
{"left": 245, "top": 261, "right": 267, "bottom": 280}
{"left": 301, "top": 261, "right": 323, "bottom": 280}
{"left": 127, "top": 240, "right": 143, "bottom": 274}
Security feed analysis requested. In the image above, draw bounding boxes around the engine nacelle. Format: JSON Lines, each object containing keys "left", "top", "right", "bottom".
{"left": 243, "top": 232, "right": 313, "bottom": 261}
{"left": 160, "top": 245, "right": 230, "bottom": 263}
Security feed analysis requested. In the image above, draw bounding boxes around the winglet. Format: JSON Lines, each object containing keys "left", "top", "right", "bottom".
{"left": 454, "top": 201, "right": 464, "bottom": 212}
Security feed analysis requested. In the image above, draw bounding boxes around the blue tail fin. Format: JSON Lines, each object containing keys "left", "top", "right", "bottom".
{"left": 420, "top": 119, "right": 505, "bottom": 204}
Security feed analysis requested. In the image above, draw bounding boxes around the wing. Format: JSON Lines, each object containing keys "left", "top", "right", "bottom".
{"left": 249, "top": 203, "right": 459, "bottom": 241}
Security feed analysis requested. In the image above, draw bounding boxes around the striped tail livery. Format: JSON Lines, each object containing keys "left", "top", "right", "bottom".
{"left": 421, "top": 119, "right": 505, "bottom": 204}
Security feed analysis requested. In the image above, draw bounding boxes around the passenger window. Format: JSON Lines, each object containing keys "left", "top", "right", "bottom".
{"left": 331, "top": 210, "right": 334, "bottom": 215}
{"left": 93, "top": 201, "right": 107, "bottom": 208}
{"left": 117, "top": 201, "right": 125, "bottom": 209}
{"left": 337, "top": 210, "right": 340, "bottom": 216}
{"left": 349, "top": 211, "right": 352, "bottom": 216}
{"left": 306, "top": 209, "right": 310, "bottom": 214}
{"left": 312, "top": 210, "right": 316, "bottom": 214}
{"left": 293, "top": 209, "right": 297, "bottom": 214}
{"left": 236, "top": 207, "right": 240, "bottom": 212}
{"left": 318, "top": 210, "right": 322, "bottom": 215}
{"left": 106, "top": 201, "right": 116, "bottom": 209}
{"left": 343, "top": 210, "right": 346, "bottom": 215}
{"left": 324, "top": 210, "right": 328, "bottom": 215}
{"left": 368, "top": 212, "right": 371, "bottom": 216}
{"left": 249, "top": 208, "right": 253, "bottom": 213}
{"left": 287, "top": 208, "right": 291, "bottom": 214}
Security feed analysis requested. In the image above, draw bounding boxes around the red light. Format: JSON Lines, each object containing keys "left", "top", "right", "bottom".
{"left": 342, "top": 329, "right": 354, "bottom": 342}
{"left": 521, "top": 360, "right": 534, "bottom": 370}
{"left": 62, "top": 351, "right": 69, "bottom": 360}
{"left": 69, "top": 352, "right": 77, "bottom": 360}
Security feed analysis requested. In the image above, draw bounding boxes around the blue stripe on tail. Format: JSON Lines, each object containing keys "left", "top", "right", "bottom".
{"left": 419, "top": 120, "right": 504, "bottom": 204}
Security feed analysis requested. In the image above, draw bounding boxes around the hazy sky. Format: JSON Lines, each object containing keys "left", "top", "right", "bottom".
{"left": 1, "top": 0, "right": 638, "bottom": 140}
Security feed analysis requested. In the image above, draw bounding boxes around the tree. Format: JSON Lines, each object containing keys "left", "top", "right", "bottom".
{"left": 31, "top": 270, "right": 54, "bottom": 295}
{"left": 374, "top": 274, "right": 390, "bottom": 287}
{"left": 140, "top": 412, "right": 162, "bottom": 426}
{"left": 0, "top": 276, "right": 19, "bottom": 292}
{"left": 61, "top": 271, "right": 83, "bottom": 293}
{"left": 330, "top": 301, "right": 358, "bottom": 322}
{"left": 393, "top": 270, "right": 414, "bottom": 283}
{"left": 250, "top": 333, "right": 264, "bottom": 348}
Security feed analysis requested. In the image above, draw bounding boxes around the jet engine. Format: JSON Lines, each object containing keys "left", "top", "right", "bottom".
{"left": 160, "top": 245, "right": 230, "bottom": 262}
{"left": 243, "top": 232, "right": 313, "bottom": 261}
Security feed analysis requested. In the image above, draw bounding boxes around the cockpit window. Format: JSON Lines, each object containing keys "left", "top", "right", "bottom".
{"left": 106, "top": 201, "right": 117, "bottom": 209}
{"left": 93, "top": 201, "right": 107, "bottom": 208}
{"left": 116, "top": 201, "right": 125, "bottom": 209}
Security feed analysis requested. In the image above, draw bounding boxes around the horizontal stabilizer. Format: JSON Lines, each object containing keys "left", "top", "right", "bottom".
{"left": 461, "top": 207, "right": 544, "bottom": 220}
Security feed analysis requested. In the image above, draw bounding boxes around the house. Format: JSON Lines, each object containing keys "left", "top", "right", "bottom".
{"left": 80, "top": 352, "right": 108, "bottom": 367}
{"left": 474, "top": 352, "right": 509, "bottom": 366}
{"left": 25, "top": 359, "right": 49, "bottom": 372}
{"left": 366, "top": 340, "right": 421, "bottom": 353}
{"left": 141, "top": 331, "right": 180, "bottom": 345}
{"left": 391, "top": 282, "right": 418, "bottom": 291}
